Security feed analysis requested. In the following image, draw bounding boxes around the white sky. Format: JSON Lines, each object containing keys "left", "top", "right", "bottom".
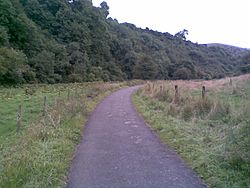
{"left": 92, "top": 0, "right": 250, "bottom": 48}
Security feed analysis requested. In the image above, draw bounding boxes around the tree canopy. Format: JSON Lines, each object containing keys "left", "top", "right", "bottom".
{"left": 0, "top": 0, "right": 249, "bottom": 85}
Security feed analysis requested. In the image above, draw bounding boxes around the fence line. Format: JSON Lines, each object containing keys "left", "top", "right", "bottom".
{"left": 16, "top": 88, "right": 76, "bottom": 132}
{"left": 202, "top": 86, "right": 206, "bottom": 99}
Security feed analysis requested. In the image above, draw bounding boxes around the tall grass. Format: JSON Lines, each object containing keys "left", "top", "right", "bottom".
{"left": 134, "top": 78, "right": 250, "bottom": 187}
{"left": 0, "top": 82, "right": 128, "bottom": 187}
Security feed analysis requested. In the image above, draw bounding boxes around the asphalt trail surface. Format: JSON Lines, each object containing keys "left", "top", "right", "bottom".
{"left": 66, "top": 86, "right": 207, "bottom": 188}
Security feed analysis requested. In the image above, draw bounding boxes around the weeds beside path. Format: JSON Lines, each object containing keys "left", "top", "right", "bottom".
{"left": 133, "top": 75, "right": 250, "bottom": 187}
{"left": 0, "top": 82, "right": 132, "bottom": 188}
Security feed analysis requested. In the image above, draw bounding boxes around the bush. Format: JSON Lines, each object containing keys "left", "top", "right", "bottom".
{"left": 68, "top": 74, "right": 83, "bottom": 83}
{"left": 0, "top": 47, "right": 28, "bottom": 85}
{"left": 173, "top": 67, "right": 192, "bottom": 80}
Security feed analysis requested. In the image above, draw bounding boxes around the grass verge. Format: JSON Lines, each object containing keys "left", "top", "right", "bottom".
{"left": 133, "top": 77, "right": 250, "bottom": 188}
{"left": 0, "top": 82, "right": 129, "bottom": 187}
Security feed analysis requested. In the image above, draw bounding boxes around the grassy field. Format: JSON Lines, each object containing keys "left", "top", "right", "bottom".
{"left": 0, "top": 82, "right": 132, "bottom": 187}
{"left": 133, "top": 74, "right": 250, "bottom": 188}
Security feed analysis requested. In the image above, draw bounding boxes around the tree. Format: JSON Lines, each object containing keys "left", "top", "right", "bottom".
{"left": 0, "top": 0, "right": 245, "bottom": 84}
{"left": 173, "top": 67, "right": 192, "bottom": 80}
{"left": 0, "top": 26, "right": 9, "bottom": 46}
{"left": 133, "top": 55, "right": 158, "bottom": 80}
{"left": 31, "top": 50, "right": 57, "bottom": 83}
{"left": 51, "top": 43, "right": 70, "bottom": 80}
{"left": 241, "top": 52, "right": 250, "bottom": 65}
{"left": 0, "top": 47, "right": 29, "bottom": 84}
{"left": 175, "top": 29, "right": 188, "bottom": 40}
{"left": 100, "top": 1, "right": 109, "bottom": 18}
{"left": 239, "top": 52, "right": 250, "bottom": 73}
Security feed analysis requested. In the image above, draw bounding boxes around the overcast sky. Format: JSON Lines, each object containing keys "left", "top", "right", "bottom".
{"left": 92, "top": 0, "right": 250, "bottom": 48}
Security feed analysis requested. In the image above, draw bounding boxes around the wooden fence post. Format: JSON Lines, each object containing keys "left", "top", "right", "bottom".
{"left": 174, "top": 85, "right": 179, "bottom": 103}
{"left": 43, "top": 96, "right": 47, "bottom": 116}
{"left": 17, "top": 104, "right": 22, "bottom": 132}
{"left": 202, "top": 86, "right": 206, "bottom": 99}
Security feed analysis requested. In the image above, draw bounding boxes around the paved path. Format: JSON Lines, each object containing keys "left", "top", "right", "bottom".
{"left": 66, "top": 86, "right": 207, "bottom": 188}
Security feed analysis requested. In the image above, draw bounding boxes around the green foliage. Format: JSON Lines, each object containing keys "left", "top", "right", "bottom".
{"left": 240, "top": 65, "right": 250, "bottom": 73}
{"left": 31, "top": 50, "right": 56, "bottom": 83}
{"left": 100, "top": 1, "right": 109, "bottom": 18}
{"left": 0, "top": 26, "right": 9, "bottom": 46}
{"left": 133, "top": 55, "right": 158, "bottom": 80}
{"left": 173, "top": 67, "right": 192, "bottom": 80}
{"left": 0, "top": 47, "right": 30, "bottom": 84}
{"left": 0, "top": 0, "right": 249, "bottom": 85}
{"left": 239, "top": 52, "right": 250, "bottom": 73}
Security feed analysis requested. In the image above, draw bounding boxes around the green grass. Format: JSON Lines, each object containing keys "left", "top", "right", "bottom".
{"left": 0, "top": 84, "right": 74, "bottom": 137}
{"left": 0, "top": 82, "right": 128, "bottom": 187}
{"left": 133, "top": 79, "right": 250, "bottom": 188}
{"left": 0, "top": 115, "right": 84, "bottom": 187}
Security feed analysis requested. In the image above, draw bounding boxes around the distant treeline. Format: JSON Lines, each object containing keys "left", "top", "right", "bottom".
{"left": 0, "top": 0, "right": 250, "bottom": 85}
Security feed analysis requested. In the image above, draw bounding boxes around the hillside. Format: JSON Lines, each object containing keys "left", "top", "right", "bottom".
{"left": 0, "top": 0, "right": 250, "bottom": 85}
{"left": 207, "top": 43, "right": 249, "bottom": 58}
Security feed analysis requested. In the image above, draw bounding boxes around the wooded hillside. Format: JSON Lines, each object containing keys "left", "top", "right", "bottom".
{"left": 0, "top": 0, "right": 249, "bottom": 85}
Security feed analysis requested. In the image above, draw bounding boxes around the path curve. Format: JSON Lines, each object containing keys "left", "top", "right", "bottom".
{"left": 66, "top": 86, "right": 206, "bottom": 188}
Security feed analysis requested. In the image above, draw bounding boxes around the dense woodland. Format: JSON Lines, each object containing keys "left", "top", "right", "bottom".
{"left": 0, "top": 0, "right": 250, "bottom": 85}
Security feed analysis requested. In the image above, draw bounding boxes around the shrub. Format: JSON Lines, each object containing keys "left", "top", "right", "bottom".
{"left": 0, "top": 47, "right": 28, "bottom": 85}
{"left": 68, "top": 74, "right": 83, "bottom": 83}
{"left": 173, "top": 67, "right": 192, "bottom": 80}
